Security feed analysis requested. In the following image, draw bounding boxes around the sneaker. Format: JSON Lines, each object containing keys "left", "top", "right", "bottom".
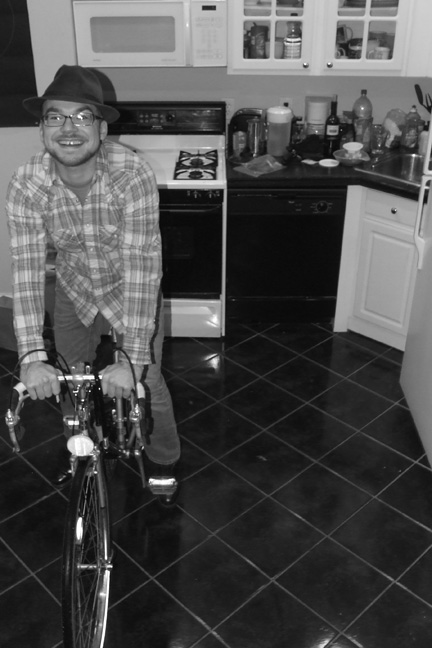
{"left": 147, "top": 462, "right": 179, "bottom": 507}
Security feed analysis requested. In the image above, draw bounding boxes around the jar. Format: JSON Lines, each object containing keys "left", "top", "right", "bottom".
{"left": 266, "top": 106, "right": 293, "bottom": 157}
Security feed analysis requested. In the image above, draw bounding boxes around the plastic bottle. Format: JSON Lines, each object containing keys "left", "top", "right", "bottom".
{"left": 418, "top": 122, "right": 430, "bottom": 157}
{"left": 324, "top": 95, "right": 341, "bottom": 157}
{"left": 352, "top": 89, "right": 373, "bottom": 151}
{"left": 401, "top": 105, "right": 421, "bottom": 149}
{"left": 283, "top": 21, "right": 302, "bottom": 59}
{"left": 266, "top": 105, "right": 293, "bottom": 157}
{"left": 352, "top": 89, "right": 373, "bottom": 119}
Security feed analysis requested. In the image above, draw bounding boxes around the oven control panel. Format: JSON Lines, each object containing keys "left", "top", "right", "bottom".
{"left": 108, "top": 101, "right": 226, "bottom": 135}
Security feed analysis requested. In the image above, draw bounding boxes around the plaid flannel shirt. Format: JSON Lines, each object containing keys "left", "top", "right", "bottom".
{"left": 6, "top": 139, "right": 162, "bottom": 366}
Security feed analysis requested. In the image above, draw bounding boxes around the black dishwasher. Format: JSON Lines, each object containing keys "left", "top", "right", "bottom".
{"left": 226, "top": 187, "right": 347, "bottom": 322}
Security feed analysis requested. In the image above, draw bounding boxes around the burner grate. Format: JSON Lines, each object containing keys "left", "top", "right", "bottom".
{"left": 174, "top": 150, "right": 218, "bottom": 180}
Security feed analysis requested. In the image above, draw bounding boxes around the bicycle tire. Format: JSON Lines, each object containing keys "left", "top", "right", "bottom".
{"left": 62, "top": 454, "right": 112, "bottom": 648}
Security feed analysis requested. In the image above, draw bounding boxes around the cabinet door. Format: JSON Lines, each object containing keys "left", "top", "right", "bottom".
{"left": 350, "top": 217, "right": 417, "bottom": 347}
{"left": 321, "top": 0, "right": 411, "bottom": 75}
{"left": 228, "top": 0, "right": 412, "bottom": 75}
{"left": 345, "top": 190, "right": 418, "bottom": 350}
{"left": 228, "top": 0, "right": 315, "bottom": 74}
{"left": 404, "top": 0, "right": 432, "bottom": 77}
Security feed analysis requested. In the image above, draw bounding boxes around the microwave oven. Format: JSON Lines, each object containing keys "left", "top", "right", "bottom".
{"left": 72, "top": 0, "right": 227, "bottom": 67}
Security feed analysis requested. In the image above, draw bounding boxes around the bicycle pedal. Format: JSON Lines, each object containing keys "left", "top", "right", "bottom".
{"left": 148, "top": 476, "right": 178, "bottom": 496}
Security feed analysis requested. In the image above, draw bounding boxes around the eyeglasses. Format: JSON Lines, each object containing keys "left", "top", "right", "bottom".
{"left": 41, "top": 112, "right": 103, "bottom": 127}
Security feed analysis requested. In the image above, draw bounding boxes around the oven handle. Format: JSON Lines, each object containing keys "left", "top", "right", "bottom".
{"left": 160, "top": 205, "right": 222, "bottom": 214}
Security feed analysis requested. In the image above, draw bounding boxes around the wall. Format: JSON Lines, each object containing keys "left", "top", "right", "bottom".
{"left": 1, "top": 0, "right": 431, "bottom": 298}
{"left": 0, "top": 128, "right": 42, "bottom": 296}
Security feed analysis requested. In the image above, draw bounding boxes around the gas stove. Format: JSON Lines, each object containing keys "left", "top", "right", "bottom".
{"left": 107, "top": 101, "right": 226, "bottom": 190}
{"left": 107, "top": 102, "right": 227, "bottom": 338}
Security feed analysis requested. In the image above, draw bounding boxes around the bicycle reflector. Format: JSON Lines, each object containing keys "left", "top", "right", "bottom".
{"left": 67, "top": 434, "right": 95, "bottom": 456}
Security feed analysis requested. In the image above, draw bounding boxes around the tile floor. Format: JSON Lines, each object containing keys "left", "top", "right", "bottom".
{"left": 2, "top": 320, "right": 432, "bottom": 648}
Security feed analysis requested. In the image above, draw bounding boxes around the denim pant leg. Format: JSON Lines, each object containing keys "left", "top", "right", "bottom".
{"left": 54, "top": 284, "right": 108, "bottom": 435}
{"left": 140, "top": 293, "right": 181, "bottom": 466}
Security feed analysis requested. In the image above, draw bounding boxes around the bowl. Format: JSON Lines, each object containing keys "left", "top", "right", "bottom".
{"left": 343, "top": 142, "right": 364, "bottom": 158}
{"left": 333, "top": 149, "right": 370, "bottom": 166}
{"left": 319, "top": 158, "right": 340, "bottom": 168}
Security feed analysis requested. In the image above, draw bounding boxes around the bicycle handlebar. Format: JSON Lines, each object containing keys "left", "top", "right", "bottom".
{"left": 5, "top": 372, "right": 145, "bottom": 453}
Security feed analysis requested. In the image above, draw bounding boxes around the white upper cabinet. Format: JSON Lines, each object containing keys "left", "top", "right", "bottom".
{"left": 228, "top": 0, "right": 420, "bottom": 75}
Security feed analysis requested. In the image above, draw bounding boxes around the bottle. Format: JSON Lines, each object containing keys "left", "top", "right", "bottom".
{"left": 352, "top": 89, "right": 373, "bottom": 120}
{"left": 283, "top": 21, "right": 302, "bottom": 59}
{"left": 401, "top": 105, "right": 421, "bottom": 149}
{"left": 324, "top": 95, "right": 341, "bottom": 157}
{"left": 266, "top": 105, "right": 293, "bottom": 157}
{"left": 418, "top": 122, "right": 430, "bottom": 157}
{"left": 352, "top": 89, "right": 373, "bottom": 151}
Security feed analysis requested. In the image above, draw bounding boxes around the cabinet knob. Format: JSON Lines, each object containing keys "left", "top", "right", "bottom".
{"left": 391, "top": 207, "right": 398, "bottom": 214}
{"left": 327, "top": 61, "right": 334, "bottom": 68}
{"left": 302, "top": 61, "right": 310, "bottom": 68}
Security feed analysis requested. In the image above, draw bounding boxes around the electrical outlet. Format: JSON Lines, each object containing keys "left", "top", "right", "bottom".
{"left": 279, "top": 97, "right": 292, "bottom": 107}
{"left": 223, "top": 98, "right": 235, "bottom": 122}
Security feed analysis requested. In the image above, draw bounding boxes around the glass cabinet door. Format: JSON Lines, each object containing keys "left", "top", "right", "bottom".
{"left": 231, "top": 0, "right": 314, "bottom": 72}
{"left": 228, "top": 0, "right": 411, "bottom": 74}
{"left": 323, "top": 0, "right": 409, "bottom": 72}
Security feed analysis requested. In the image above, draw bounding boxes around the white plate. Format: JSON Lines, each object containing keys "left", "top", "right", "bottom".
{"left": 319, "top": 158, "right": 340, "bottom": 168}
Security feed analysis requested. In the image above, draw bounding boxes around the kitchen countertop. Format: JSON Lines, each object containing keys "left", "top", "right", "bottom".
{"left": 227, "top": 154, "right": 421, "bottom": 200}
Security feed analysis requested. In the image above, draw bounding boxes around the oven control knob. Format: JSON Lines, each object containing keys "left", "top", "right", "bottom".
{"left": 315, "top": 201, "right": 330, "bottom": 213}
{"left": 188, "top": 190, "right": 201, "bottom": 200}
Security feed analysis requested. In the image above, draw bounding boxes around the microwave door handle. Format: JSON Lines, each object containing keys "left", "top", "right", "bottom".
{"left": 414, "top": 176, "right": 431, "bottom": 270}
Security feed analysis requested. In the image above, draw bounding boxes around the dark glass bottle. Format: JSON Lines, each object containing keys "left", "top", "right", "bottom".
{"left": 324, "top": 95, "right": 341, "bottom": 157}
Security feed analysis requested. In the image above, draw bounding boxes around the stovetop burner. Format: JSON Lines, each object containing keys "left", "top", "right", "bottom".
{"left": 174, "top": 150, "right": 218, "bottom": 180}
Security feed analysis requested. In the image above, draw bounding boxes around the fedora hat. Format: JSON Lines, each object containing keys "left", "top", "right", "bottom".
{"left": 23, "top": 65, "right": 120, "bottom": 124}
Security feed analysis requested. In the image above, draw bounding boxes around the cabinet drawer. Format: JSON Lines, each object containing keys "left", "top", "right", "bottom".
{"left": 364, "top": 188, "right": 417, "bottom": 228}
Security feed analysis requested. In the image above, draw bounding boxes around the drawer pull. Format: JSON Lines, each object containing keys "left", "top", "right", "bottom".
{"left": 391, "top": 207, "right": 397, "bottom": 214}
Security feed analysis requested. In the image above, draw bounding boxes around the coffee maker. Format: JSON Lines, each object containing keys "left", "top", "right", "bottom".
{"left": 228, "top": 108, "right": 264, "bottom": 157}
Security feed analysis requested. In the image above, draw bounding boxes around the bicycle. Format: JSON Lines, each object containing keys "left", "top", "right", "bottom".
{"left": 5, "top": 341, "right": 178, "bottom": 648}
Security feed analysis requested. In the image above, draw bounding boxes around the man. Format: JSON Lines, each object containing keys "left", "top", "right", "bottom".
{"left": 6, "top": 65, "right": 180, "bottom": 505}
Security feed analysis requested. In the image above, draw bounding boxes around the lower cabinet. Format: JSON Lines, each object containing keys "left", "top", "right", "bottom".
{"left": 334, "top": 185, "right": 419, "bottom": 351}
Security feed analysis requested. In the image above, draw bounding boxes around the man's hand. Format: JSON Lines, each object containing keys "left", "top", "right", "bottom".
{"left": 20, "top": 361, "right": 61, "bottom": 401}
{"left": 100, "top": 362, "right": 143, "bottom": 399}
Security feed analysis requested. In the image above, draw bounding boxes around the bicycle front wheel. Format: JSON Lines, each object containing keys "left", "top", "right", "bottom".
{"left": 62, "top": 455, "right": 112, "bottom": 648}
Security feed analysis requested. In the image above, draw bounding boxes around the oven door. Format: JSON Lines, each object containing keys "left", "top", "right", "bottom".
{"left": 160, "top": 203, "right": 223, "bottom": 299}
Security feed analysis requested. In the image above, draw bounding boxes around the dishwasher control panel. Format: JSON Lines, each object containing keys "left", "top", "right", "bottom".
{"left": 228, "top": 190, "right": 347, "bottom": 217}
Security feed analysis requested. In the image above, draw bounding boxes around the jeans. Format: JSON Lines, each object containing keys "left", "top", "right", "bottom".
{"left": 54, "top": 283, "right": 180, "bottom": 465}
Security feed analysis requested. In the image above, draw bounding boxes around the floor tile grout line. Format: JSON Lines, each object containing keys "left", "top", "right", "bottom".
{"left": 0, "top": 536, "right": 61, "bottom": 604}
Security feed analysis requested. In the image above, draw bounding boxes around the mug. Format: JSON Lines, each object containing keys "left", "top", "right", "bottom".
{"left": 367, "top": 46, "right": 390, "bottom": 60}
{"left": 348, "top": 38, "right": 363, "bottom": 59}
{"left": 335, "top": 47, "right": 347, "bottom": 58}
{"left": 337, "top": 24, "right": 353, "bottom": 44}
{"left": 366, "top": 39, "right": 379, "bottom": 56}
